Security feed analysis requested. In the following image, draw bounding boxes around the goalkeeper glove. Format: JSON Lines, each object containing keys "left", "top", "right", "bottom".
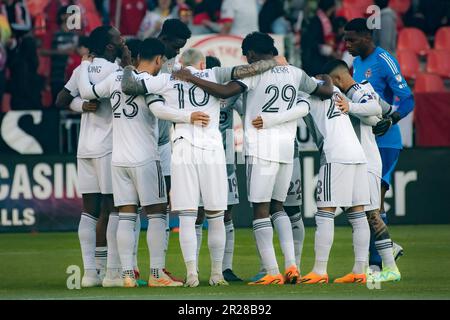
{"left": 372, "top": 118, "right": 393, "bottom": 136}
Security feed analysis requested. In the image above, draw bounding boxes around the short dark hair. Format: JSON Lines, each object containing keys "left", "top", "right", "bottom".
{"left": 322, "top": 59, "right": 350, "bottom": 75}
{"left": 242, "top": 32, "right": 275, "bottom": 56}
{"left": 344, "top": 18, "right": 372, "bottom": 36}
{"left": 206, "top": 56, "right": 221, "bottom": 68}
{"left": 159, "top": 19, "right": 192, "bottom": 40}
{"left": 374, "top": 0, "right": 389, "bottom": 9}
{"left": 139, "top": 38, "right": 166, "bottom": 60}
{"left": 126, "top": 39, "right": 143, "bottom": 59}
{"left": 318, "top": 0, "right": 336, "bottom": 11}
{"left": 57, "top": 6, "right": 69, "bottom": 26}
{"left": 88, "top": 26, "right": 114, "bottom": 56}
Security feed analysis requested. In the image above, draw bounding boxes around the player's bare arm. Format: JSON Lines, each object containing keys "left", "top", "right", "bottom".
{"left": 312, "top": 74, "right": 334, "bottom": 99}
{"left": 231, "top": 56, "right": 288, "bottom": 80}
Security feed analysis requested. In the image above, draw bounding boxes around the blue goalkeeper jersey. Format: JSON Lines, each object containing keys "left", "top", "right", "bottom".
{"left": 353, "top": 47, "right": 413, "bottom": 149}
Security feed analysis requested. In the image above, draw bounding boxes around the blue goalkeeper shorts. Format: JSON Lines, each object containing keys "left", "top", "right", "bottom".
{"left": 378, "top": 148, "right": 401, "bottom": 190}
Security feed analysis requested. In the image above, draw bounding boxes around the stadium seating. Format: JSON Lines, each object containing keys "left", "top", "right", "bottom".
{"left": 342, "top": 0, "right": 373, "bottom": 11}
{"left": 414, "top": 73, "right": 446, "bottom": 93}
{"left": 426, "top": 50, "right": 450, "bottom": 79}
{"left": 434, "top": 27, "right": 450, "bottom": 51}
{"left": 397, "top": 28, "right": 430, "bottom": 56}
{"left": 336, "top": 6, "right": 365, "bottom": 21}
{"left": 389, "top": 0, "right": 411, "bottom": 15}
{"left": 397, "top": 50, "right": 421, "bottom": 80}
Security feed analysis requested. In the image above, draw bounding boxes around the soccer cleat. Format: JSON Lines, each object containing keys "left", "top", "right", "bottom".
{"left": 333, "top": 273, "right": 366, "bottom": 284}
{"left": 373, "top": 266, "right": 401, "bottom": 282}
{"left": 299, "top": 272, "right": 329, "bottom": 284}
{"left": 123, "top": 276, "right": 138, "bottom": 288}
{"left": 184, "top": 274, "right": 200, "bottom": 288}
{"left": 249, "top": 271, "right": 267, "bottom": 283}
{"left": 163, "top": 268, "right": 184, "bottom": 283}
{"left": 81, "top": 274, "right": 102, "bottom": 288}
{"left": 223, "top": 269, "right": 243, "bottom": 282}
{"left": 248, "top": 273, "right": 284, "bottom": 285}
{"left": 209, "top": 275, "right": 229, "bottom": 286}
{"left": 284, "top": 265, "right": 300, "bottom": 284}
{"left": 148, "top": 270, "right": 184, "bottom": 287}
{"left": 102, "top": 269, "right": 123, "bottom": 287}
{"left": 393, "top": 242, "right": 404, "bottom": 261}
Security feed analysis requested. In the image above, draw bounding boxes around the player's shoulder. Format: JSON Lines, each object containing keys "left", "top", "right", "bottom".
{"left": 375, "top": 47, "right": 400, "bottom": 73}
{"left": 132, "top": 69, "right": 151, "bottom": 80}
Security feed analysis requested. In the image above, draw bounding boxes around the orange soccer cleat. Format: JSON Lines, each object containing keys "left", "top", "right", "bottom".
{"left": 299, "top": 272, "right": 329, "bottom": 284}
{"left": 248, "top": 273, "right": 285, "bottom": 285}
{"left": 284, "top": 265, "right": 300, "bottom": 284}
{"left": 333, "top": 273, "right": 366, "bottom": 284}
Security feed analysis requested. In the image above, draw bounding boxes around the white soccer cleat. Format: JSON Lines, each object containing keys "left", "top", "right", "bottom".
{"left": 393, "top": 242, "right": 404, "bottom": 261}
{"left": 209, "top": 274, "right": 229, "bottom": 286}
{"left": 102, "top": 269, "right": 123, "bottom": 287}
{"left": 184, "top": 274, "right": 200, "bottom": 288}
{"left": 148, "top": 269, "right": 184, "bottom": 287}
{"left": 81, "top": 273, "right": 102, "bottom": 288}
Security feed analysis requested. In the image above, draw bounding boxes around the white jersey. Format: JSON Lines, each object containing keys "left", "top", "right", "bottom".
{"left": 65, "top": 57, "right": 119, "bottom": 158}
{"left": 346, "top": 81, "right": 383, "bottom": 177}
{"left": 235, "top": 65, "right": 318, "bottom": 163}
{"left": 301, "top": 87, "right": 367, "bottom": 166}
{"left": 77, "top": 64, "right": 159, "bottom": 167}
{"left": 142, "top": 66, "right": 234, "bottom": 150}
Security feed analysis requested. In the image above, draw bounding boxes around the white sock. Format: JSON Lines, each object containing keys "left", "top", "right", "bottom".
{"left": 207, "top": 212, "right": 226, "bottom": 276}
{"left": 179, "top": 211, "right": 197, "bottom": 275}
{"left": 133, "top": 212, "right": 141, "bottom": 271}
{"left": 253, "top": 218, "right": 279, "bottom": 275}
{"left": 222, "top": 220, "right": 235, "bottom": 271}
{"left": 195, "top": 223, "right": 203, "bottom": 271}
{"left": 117, "top": 213, "right": 137, "bottom": 273}
{"left": 347, "top": 211, "right": 370, "bottom": 274}
{"left": 95, "top": 246, "right": 107, "bottom": 277}
{"left": 312, "top": 211, "right": 335, "bottom": 275}
{"left": 375, "top": 239, "right": 396, "bottom": 269}
{"left": 164, "top": 207, "right": 171, "bottom": 253}
{"left": 106, "top": 213, "right": 121, "bottom": 270}
{"left": 78, "top": 212, "right": 98, "bottom": 272}
{"left": 147, "top": 213, "right": 167, "bottom": 270}
{"left": 272, "top": 211, "right": 296, "bottom": 269}
{"left": 289, "top": 212, "right": 305, "bottom": 269}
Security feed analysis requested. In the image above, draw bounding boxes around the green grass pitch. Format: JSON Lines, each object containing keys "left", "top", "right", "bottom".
{"left": 1, "top": 225, "right": 450, "bottom": 300}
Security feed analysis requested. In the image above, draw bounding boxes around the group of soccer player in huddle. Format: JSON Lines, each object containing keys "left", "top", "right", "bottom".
{"left": 56, "top": 17, "right": 414, "bottom": 288}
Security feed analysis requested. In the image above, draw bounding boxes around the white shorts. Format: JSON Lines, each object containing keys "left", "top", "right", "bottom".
{"left": 199, "top": 169, "right": 239, "bottom": 207}
{"left": 246, "top": 156, "right": 293, "bottom": 203}
{"left": 77, "top": 154, "right": 113, "bottom": 194}
{"left": 158, "top": 142, "right": 171, "bottom": 177}
{"left": 365, "top": 172, "right": 381, "bottom": 212}
{"left": 112, "top": 161, "right": 167, "bottom": 207}
{"left": 171, "top": 138, "right": 227, "bottom": 211}
{"left": 284, "top": 157, "right": 302, "bottom": 207}
{"left": 316, "top": 163, "right": 370, "bottom": 208}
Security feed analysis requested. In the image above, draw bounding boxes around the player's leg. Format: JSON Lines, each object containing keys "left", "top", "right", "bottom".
{"left": 95, "top": 205, "right": 108, "bottom": 281}
{"left": 77, "top": 158, "right": 103, "bottom": 287}
{"left": 283, "top": 157, "right": 304, "bottom": 275}
{"left": 133, "top": 207, "right": 142, "bottom": 283}
{"left": 171, "top": 139, "right": 200, "bottom": 287}
{"left": 301, "top": 164, "right": 338, "bottom": 284}
{"left": 222, "top": 168, "right": 242, "bottom": 281}
{"left": 159, "top": 142, "right": 172, "bottom": 254}
{"left": 195, "top": 207, "right": 205, "bottom": 273}
{"left": 199, "top": 147, "right": 228, "bottom": 286}
{"left": 246, "top": 157, "right": 284, "bottom": 285}
{"left": 335, "top": 164, "right": 371, "bottom": 283}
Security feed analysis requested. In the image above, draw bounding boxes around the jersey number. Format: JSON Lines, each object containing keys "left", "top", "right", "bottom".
{"left": 174, "top": 83, "right": 210, "bottom": 109}
{"left": 110, "top": 90, "right": 139, "bottom": 119}
{"left": 261, "top": 84, "right": 296, "bottom": 113}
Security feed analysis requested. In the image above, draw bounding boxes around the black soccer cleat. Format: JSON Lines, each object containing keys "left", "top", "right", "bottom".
{"left": 223, "top": 269, "right": 243, "bottom": 282}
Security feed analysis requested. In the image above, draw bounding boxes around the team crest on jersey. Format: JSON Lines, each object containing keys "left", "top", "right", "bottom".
{"left": 365, "top": 68, "right": 372, "bottom": 78}
{"left": 395, "top": 74, "right": 403, "bottom": 83}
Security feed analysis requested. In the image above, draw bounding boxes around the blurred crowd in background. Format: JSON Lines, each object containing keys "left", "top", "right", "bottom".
{"left": 1, "top": 0, "right": 450, "bottom": 110}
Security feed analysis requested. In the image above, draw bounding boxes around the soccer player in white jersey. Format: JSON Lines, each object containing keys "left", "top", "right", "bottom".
{"left": 55, "top": 26, "right": 127, "bottom": 287}
{"left": 76, "top": 38, "right": 209, "bottom": 287}
{"left": 194, "top": 56, "right": 243, "bottom": 282}
{"left": 298, "top": 83, "right": 371, "bottom": 284}
{"left": 122, "top": 46, "right": 286, "bottom": 287}
{"left": 323, "top": 59, "right": 401, "bottom": 282}
{"left": 172, "top": 32, "right": 334, "bottom": 285}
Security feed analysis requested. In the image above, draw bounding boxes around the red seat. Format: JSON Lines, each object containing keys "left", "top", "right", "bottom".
{"left": 389, "top": 0, "right": 411, "bottom": 15}
{"left": 397, "top": 50, "right": 421, "bottom": 80}
{"left": 434, "top": 27, "right": 450, "bottom": 51}
{"left": 397, "top": 28, "right": 430, "bottom": 56}
{"left": 426, "top": 50, "right": 450, "bottom": 78}
{"left": 414, "top": 73, "right": 446, "bottom": 93}
{"left": 336, "top": 6, "right": 365, "bottom": 21}
{"left": 342, "top": 0, "right": 373, "bottom": 11}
